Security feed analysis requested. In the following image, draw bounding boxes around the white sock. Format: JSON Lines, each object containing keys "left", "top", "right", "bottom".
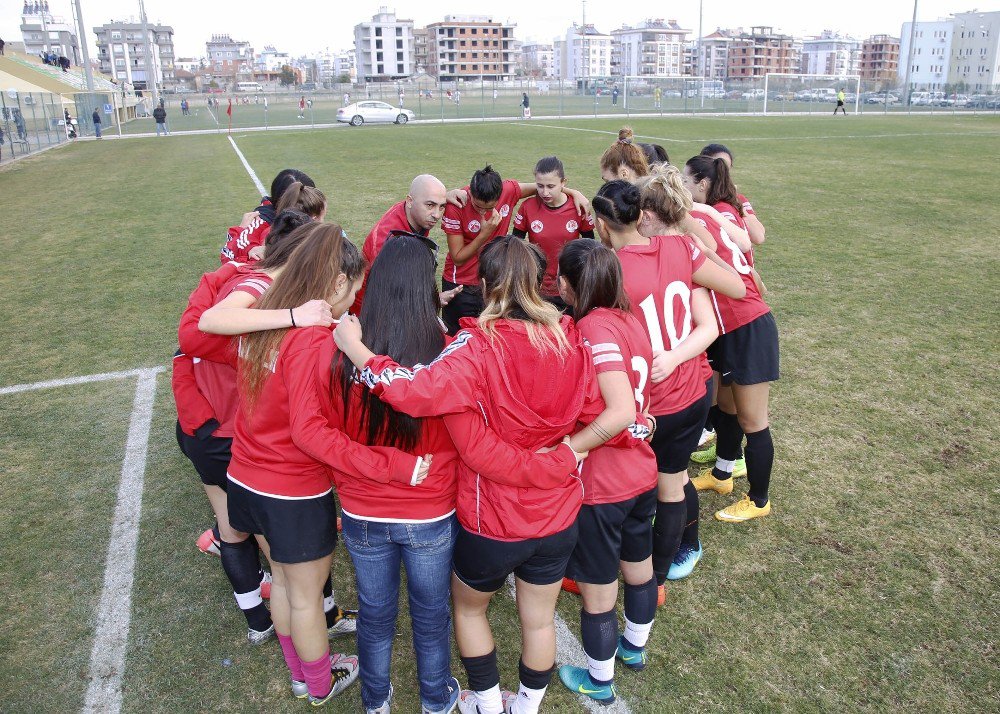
{"left": 512, "top": 684, "right": 547, "bottom": 714}
{"left": 233, "top": 587, "right": 263, "bottom": 610}
{"left": 587, "top": 655, "right": 615, "bottom": 684}
{"left": 474, "top": 685, "right": 503, "bottom": 714}
{"left": 323, "top": 594, "right": 336, "bottom": 612}
{"left": 715, "top": 457, "right": 736, "bottom": 475}
{"left": 623, "top": 617, "right": 653, "bottom": 649}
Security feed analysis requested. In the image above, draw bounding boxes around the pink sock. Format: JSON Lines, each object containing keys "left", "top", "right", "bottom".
{"left": 300, "top": 649, "right": 332, "bottom": 698}
{"left": 277, "top": 633, "right": 304, "bottom": 681}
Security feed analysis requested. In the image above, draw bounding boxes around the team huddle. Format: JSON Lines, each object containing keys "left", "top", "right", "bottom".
{"left": 172, "top": 127, "right": 779, "bottom": 713}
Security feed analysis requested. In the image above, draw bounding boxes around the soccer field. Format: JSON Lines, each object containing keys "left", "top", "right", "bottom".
{"left": 1, "top": 114, "right": 998, "bottom": 713}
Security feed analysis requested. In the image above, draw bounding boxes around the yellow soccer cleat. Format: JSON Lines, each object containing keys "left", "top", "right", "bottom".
{"left": 691, "top": 469, "right": 733, "bottom": 495}
{"left": 714, "top": 495, "right": 771, "bottom": 523}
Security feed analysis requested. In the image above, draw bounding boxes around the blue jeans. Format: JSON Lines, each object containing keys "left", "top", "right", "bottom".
{"left": 94, "top": 123, "right": 102, "bottom": 138}
{"left": 342, "top": 513, "right": 457, "bottom": 711}
{"left": 155, "top": 122, "right": 167, "bottom": 135}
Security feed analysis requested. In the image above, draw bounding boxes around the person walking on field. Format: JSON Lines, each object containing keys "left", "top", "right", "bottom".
{"left": 834, "top": 89, "right": 846, "bottom": 115}
{"left": 153, "top": 104, "right": 168, "bottom": 135}
{"left": 92, "top": 108, "right": 103, "bottom": 138}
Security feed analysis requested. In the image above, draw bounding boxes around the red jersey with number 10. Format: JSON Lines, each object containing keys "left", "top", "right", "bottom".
{"left": 690, "top": 210, "right": 769, "bottom": 334}
{"left": 617, "top": 235, "right": 707, "bottom": 417}
{"left": 441, "top": 179, "right": 521, "bottom": 285}
{"left": 513, "top": 196, "right": 595, "bottom": 296}
{"left": 577, "top": 308, "right": 657, "bottom": 504}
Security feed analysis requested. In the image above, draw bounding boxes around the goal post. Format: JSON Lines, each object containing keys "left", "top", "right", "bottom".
{"left": 763, "top": 73, "right": 862, "bottom": 115}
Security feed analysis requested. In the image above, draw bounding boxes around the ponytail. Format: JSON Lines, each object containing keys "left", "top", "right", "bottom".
{"left": 599, "top": 126, "right": 649, "bottom": 178}
{"left": 274, "top": 181, "right": 327, "bottom": 219}
{"left": 558, "top": 239, "right": 629, "bottom": 321}
{"left": 637, "top": 164, "right": 693, "bottom": 228}
{"left": 684, "top": 155, "right": 744, "bottom": 216}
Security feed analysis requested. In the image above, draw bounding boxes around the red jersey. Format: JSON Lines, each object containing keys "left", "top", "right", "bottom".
{"left": 352, "top": 201, "right": 429, "bottom": 314}
{"left": 617, "top": 235, "right": 708, "bottom": 417}
{"left": 220, "top": 215, "right": 271, "bottom": 265}
{"left": 191, "top": 270, "right": 272, "bottom": 438}
{"left": 714, "top": 200, "right": 755, "bottom": 268}
{"left": 737, "top": 193, "right": 756, "bottom": 218}
{"left": 441, "top": 179, "right": 521, "bottom": 285}
{"left": 577, "top": 308, "right": 657, "bottom": 504}
{"left": 358, "top": 316, "right": 649, "bottom": 541}
{"left": 513, "top": 196, "right": 595, "bottom": 296}
{"left": 229, "top": 327, "right": 421, "bottom": 499}
{"left": 690, "top": 210, "right": 769, "bottom": 334}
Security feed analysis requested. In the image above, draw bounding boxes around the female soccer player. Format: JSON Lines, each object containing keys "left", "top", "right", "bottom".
{"left": 683, "top": 155, "right": 780, "bottom": 523}
{"left": 599, "top": 127, "right": 649, "bottom": 182}
{"left": 554, "top": 240, "right": 659, "bottom": 705}
{"left": 593, "top": 174, "right": 744, "bottom": 597}
{"left": 512, "top": 156, "right": 595, "bottom": 311}
{"left": 220, "top": 169, "right": 317, "bottom": 264}
{"left": 230, "top": 223, "right": 413, "bottom": 705}
{"left": 440, "top": 165, "right": 590, "bottom": 334}
{"left": 699, "top": 143, "right": 766, "bottom": 246}
{"left": 335, "top": 236, "right": 646, "bottom": 714}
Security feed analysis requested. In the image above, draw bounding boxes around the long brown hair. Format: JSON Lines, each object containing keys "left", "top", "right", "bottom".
{"left": 684, "top": 155, "right": 744, "bottom": 216}
{"left": 239, "top": 223, "right": 363, "bottom": 412}
{"left": 478, "top": 235, "right": 570, "bottom": 356}
{"left": 600, "top": 127, "right": 649, "bottom": 178}
{"left": 274, "top": 181, "right": 327, "bottom": 218}
{"left": 557, "top": 239, "right": 630, "bottom": 321}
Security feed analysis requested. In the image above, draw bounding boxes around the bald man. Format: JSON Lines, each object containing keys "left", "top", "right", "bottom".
{"left": 353, "top": 175, "right": 449, "bottom": 313}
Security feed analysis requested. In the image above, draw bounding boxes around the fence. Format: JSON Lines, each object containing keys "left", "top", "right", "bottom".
{"left": 0, "top": 90, "right": 124, "bottom": 163}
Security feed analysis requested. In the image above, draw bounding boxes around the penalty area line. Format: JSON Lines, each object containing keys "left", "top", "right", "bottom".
{"left": 82, "top": 367, "right": 164, "bottom": 714}
{"left": 0, "top": 367, "right": 162, "bottom": 396}
{"left": 228, "top": 135, "right": 267, "bottom": 197}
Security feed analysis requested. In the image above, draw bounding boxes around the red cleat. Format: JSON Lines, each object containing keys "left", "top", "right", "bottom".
{"left": 196, "top": 528, "right": 221, "bottom": 557}
{"left": 260, "top": 571, "right": 272, "bottom": 599}
{"left": 657, "top": 584, "right": 666, "bottom": 607}
{"left": 561, "top": 578, "right": 581, "bottom": 595}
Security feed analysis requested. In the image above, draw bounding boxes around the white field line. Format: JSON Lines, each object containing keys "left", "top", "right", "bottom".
{"left": 227, "top": 136, "right": 267, "bottom": 196}
{"left": 514, "top": 122, "right": 692, "bottom": 143}
{"left": 82, "top": 367, "right": 163, "bottom": 714}
{"left": 505, "top": 576, "right": 633, "bottom": 713}
{"left": 0, "top": 367, "right": 160, "bottom": 395}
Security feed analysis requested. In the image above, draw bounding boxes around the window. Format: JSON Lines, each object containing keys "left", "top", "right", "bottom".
{"left": 397, "top": 52, "right": 403, "bottom": 61}
{"left": 376, "top": 52, "right": 383, "bottom": 61}
{"left": 397, "top": 63, "right": 404, "bottom": 73}
{"left": 396, "top": 27, "right": 402, "bottom": 36}
{"left": 377, "top": 63, "right": 384, "bottom": 72}
{"left": 375, "top": 27, "right": 382, "bottom": 37}
{"left": 396, "top": 39, "right": 403, "bottom": 49}
{"left": 461, "top": 64, "right": 467, "bottom": 70}
{"left": 111, "top": 31, "right": 121, "bottom": 39}
{"left": 376, "top": 40, "right": 382, "bottom": 49}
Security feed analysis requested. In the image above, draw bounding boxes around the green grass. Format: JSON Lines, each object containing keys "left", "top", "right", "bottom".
{"left": 1, "top": 114, "right": 998, "bottom": 713}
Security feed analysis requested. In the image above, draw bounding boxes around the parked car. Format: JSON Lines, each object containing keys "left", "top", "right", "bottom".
{"left": 337, "top": 101, "right": 414, "bottom": 126}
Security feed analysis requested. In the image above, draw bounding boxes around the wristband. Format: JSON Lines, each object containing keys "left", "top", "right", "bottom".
{"left": 289, "top": 308, "right": 297, "bottom": 328}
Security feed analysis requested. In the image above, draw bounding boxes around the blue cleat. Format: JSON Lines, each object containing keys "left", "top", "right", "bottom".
{"left": 667, "top": 541, "right": 703, "bottom": 581}
{"left": 558, "top": 665, "right": 616, "bottom": 705}
{"left": 615, "top": 636, "right": 648, "bottom": 672}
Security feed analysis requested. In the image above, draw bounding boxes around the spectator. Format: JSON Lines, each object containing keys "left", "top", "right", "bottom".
{"left": 153, "top": 104, "right": 168, "bottom": 136}
{"left": 0, "top": 124, "right": 4, "bottom": 161}
{"left": 92, "top": 108, "right": 103, "bottom": 138}
{"left": 59, "top": 56, "right": 70, "bottom": 72}
{"left": 0, "top": 37, "right": 5, "bottom": 56}
{"left": 521, "top": 92, "right": 531, "bottom": 119}
{"left": 612, "top": 86, "right": 620, "bottom": 106}
{"left": 13, "top": 109, "right": 27, "bottom": 141}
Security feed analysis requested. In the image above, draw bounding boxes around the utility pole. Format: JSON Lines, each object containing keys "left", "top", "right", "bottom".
{"left": 72, "top": 0, "right": 95, "bottom": 90}
{"left": 582, "top": 0, "right": 587, "bottom": 90}
{"left": 902, "top": 0, "right": 919, "bottom": 107}
{"left": 138, "top": 0, "right": 159, "bottom": 105}
{"left": 698, "top": 0, "right": 705, "bottom": 107}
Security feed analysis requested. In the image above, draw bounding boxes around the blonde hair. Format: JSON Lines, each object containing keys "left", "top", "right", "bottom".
{"left": 637, "top": 163, "right": 692, "bottom": 228}
{"left": 477, "top": 236, "right": 570, "bottom": 357}
{"left": 599, "top": 127, "right": 649, "bottom": 178}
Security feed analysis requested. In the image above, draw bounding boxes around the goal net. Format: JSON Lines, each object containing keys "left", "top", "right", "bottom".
{"left": 762, "top": 73, "right": 861, "bottom": 115}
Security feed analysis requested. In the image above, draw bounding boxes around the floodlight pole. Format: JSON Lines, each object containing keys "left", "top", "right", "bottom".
{"left": 699, "top": 0, "right": 705, "bottom": 108}
{"left": 902, "top": 0, "right": 919, "bottom": 107}
{"left": 72, "top": 0, "right": 95, "bottom": 90}
{"left": 138, "top": 0, "right": 158, "bottom": 106}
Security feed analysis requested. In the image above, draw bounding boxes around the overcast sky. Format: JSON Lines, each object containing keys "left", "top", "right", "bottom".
{"left": 2, "top": 1, "right": 976, "bottom": 59}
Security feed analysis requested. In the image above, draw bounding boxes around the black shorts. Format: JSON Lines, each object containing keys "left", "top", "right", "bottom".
{"left": 442, "top": 279, "right": 484, "bottom": 336}
{"left": 227, "top": 479, "right": 337, "bottom": 563}
{"left": 453, "top": 522, "right": 578, "bottom": 592}
{"left": 837, "top": 100, "right": 845, "bottom": 107}
{"left": 651, "top": 388, "right": 711, "bottom": 473}
{"left": 566, "top": 487, "right": 657, "bottom": 585}
{"left": 706, "top": 312, "right": 780, "bottom": 386}
{"left": 175, "top": 421, "right": 232, "bottom": 489}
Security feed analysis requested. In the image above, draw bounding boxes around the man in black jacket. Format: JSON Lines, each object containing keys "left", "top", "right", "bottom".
{"left": 153, "top": 104, "right": 168, "bottom": 136}
{"left": 92, "top": 108, "right": 103, "bottom": 138}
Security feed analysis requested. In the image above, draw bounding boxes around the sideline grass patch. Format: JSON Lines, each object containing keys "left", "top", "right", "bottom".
{"left": 1, "top": 115, "right": 998, "bottom": 712}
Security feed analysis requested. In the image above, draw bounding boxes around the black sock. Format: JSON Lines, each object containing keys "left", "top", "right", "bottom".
{"left": 652, "top": 500, "right": 686, "bottom": 585}
{"left": 623, "top": 577, "right": 657, "bottom": 630}
{"left": 705, "top": 404, "right": 720, "bottom": 433}
{"left": 518, "top": 658, "right": 556, "bottom": 689}
{"left": 745, "top": 427, "right": 774, "bottom": 507}
{"left": 579, "top": 609, "right": 617, "bottom": 683}
{"left": 220, "top": 539, "right": 271, "bottom": 631}
{"left": 713, "top": 409, "right": 744, "bottom": 479}
{"left": 461, "top": 649, "right": 500, "bottom": 692}
{"left": 681, "top": 480, "right": 700, "bottom": 545}
{"left": 211, "top": 522, "right": 221, "bottom": 542}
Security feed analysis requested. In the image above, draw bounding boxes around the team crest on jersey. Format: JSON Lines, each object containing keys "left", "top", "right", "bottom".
{"left": 468, "top": 220, "right": 481, "bottom": 233}
{"left": 530, "top": 220, "right": 544, "bottom": 233}
{"left": 565, "top": 220, "right": 578, "bottom": 232}
{"left": 499, "top": 204, "right": 510, "bottom": 218}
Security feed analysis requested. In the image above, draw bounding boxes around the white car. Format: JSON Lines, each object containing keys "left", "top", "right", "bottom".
{"left": 337, "top": 101, "right": 414, "bottom": 126}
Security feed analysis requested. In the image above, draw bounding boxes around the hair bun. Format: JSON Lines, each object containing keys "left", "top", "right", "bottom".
{"left": 622, "top": 184, "right": 641, "bottom": 205}
{"left": 617, "top": 127, "right": 634, "bottom": 144}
